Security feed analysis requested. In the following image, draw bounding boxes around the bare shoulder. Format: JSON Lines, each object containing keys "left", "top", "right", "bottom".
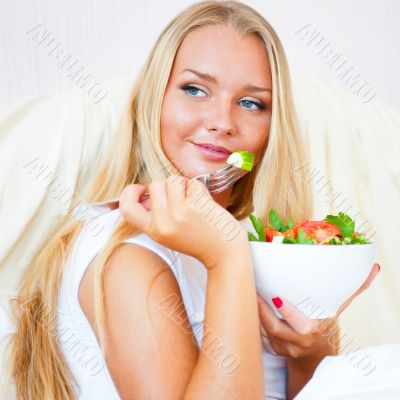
{"left": 78, "top": 242, "right": 198, "bottom": 399}
{"left": 79, "top": 242, "right": 183, "bottom": 338}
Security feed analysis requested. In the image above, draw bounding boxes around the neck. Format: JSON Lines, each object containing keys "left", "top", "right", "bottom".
{"left": 212, "top": 187, "right": 233, "bottom": 209}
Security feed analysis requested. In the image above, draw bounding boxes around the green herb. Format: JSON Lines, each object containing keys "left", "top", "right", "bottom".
{"left": 351, "top": 234, "right": 369, "bottom": 244}
{"left": 328, "top": 237, "right": 341, "bottom": 245}
{"left": 325, "top": 212, "right": 355, "bottom": 238}
{"left": 269, "top": 209, "right": 283, "bottom": 231}
{"left": 248, "top": 232, "right": 259, "bottom": 242}
{"left": 269, "top": 209, "right": 294, "bottom": 232}
{"left": 287, "top": 217, "right": 294, "bottom": 228}
{"left": 328, "top": 234, "right": 370, "bottom": 245}
{"left": 282, "top": 230, "right": 315, "bottom": 245}
{"left": 249, "top": 213, "right": 266, "bottom": 242}
{"left": 282, "top": 236, "right": 296, "bottom": 244}
{"left": 281, "top": 217, "right": 294, "bottom": 232}
{"left": 297, "top": 229, "right": 316, "bottom": 244}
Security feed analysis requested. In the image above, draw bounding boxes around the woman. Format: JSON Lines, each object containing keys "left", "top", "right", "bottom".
{"left": 8, "top": 1, "right": 378, "bottom": 399}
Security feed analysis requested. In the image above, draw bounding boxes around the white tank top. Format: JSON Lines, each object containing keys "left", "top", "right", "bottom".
{"left": 57, "top": 209, "right": 286, "bottom": 399}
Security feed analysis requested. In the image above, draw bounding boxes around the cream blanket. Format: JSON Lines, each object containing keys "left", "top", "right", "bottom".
{"left": 0, "top": 73, "right": 399, "bottom": 347}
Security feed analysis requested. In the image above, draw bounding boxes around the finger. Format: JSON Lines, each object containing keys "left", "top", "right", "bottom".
{"left": 265, "top": 336, "right": 305, "bottom": 359}
{"left": 337, "top": 263, "right": 380, "bottom": 316}
{"left": 185, "top": 178, "right": 212, "bottom": 206}
{"left": 119, "top": 184, "right": 151, "bottom": 231}
{"left": 138, "top": 190, "right": 151, "bottom": 211}
{"left": 261, "top": 330, "right": 304, "bottom": 359}
{"left": 262, "top": 335, "right": 287, "bottom": 357}
{"left": 271, "top": 296, "right": 316, "bottom": 335}
{"left": 148, "top": 179, "right": 169, "bottom": 221}
{"left": 355, "top": 263, "right": 381, "bottom": 294}
{"left": 258, "top": 295, "right": 333, "bottom": 343}
{"left": 257, "top": 294, "right": 300, "bottom": 341}
{"left": 166, "top": 175, "right": 187, "bottom": 205}
{"left": 260, "top": 334, "right": 279, "bottom": 356}
{"left": 140, "top": 197, "right": 151, "bottom": 212}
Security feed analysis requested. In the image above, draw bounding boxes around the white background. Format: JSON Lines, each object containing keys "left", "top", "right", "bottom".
{"left": 0, "top": 0, "right": 399, "bottom": 115}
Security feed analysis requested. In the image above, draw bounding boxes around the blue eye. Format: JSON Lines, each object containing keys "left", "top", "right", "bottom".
{"left": 182, "top": 85, "right": 206, "bottom": 97}
{"left": 181, "top": 85, "right": 266, "bottom": 111}
{"left": 240, "top": 99, "right": 265, "bottom": 111}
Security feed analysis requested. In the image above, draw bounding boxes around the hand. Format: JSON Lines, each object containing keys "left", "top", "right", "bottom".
{"left": 257, "top": 263, "right": 380, "bottom": 365}
{"left": 118, "top": 175, "right": 248, "bottom": 269}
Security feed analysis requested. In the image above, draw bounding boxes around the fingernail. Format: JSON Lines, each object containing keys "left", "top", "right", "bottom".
{"left": 272, "top": 297, "right": 283, "bottom": 309}
{"left": 377, "top": 263, "right": 381, "bottom": 272}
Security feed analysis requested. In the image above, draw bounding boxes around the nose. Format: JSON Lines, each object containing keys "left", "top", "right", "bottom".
{"left": 205, "top": 98, "right": 236, "bottom": 136}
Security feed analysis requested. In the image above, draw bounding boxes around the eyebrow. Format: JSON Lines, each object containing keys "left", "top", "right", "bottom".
{"left": 181, "top": 68, "right": 272, "bottom": 93}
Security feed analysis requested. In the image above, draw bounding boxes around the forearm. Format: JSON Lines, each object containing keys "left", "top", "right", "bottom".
{"left": 183, "top": 247, "right": 264, "bottom": 400}
{"left": 286, "top": 342, "right": 336, "bottom": 399}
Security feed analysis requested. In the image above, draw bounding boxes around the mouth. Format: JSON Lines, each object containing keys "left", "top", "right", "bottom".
{"left": 191, "top": 142, "right": 233, "bottom": 162}
{"left": 192, "top": 142, "right": 232, "bottom": 155}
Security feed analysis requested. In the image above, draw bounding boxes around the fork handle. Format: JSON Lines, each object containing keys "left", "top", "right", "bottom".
{"left": 88, "top": 191, "right": 149, "bottom": 210}
{"left": 87, "top": 176, "right": 198, "bottom": 216}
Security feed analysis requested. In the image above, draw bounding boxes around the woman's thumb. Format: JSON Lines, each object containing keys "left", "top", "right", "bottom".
{"left": 118, "top": 184, "right": 151, "bottom": 231}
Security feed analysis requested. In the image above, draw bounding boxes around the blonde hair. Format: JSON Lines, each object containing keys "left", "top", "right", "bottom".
{"left": 9, "top": 1, "right": 312, "bottom": 398}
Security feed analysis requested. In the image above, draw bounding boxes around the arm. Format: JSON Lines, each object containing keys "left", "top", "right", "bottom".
{"left": 286, "top": 340, "right": 336, "bottom": 399}
{"left": 80, "top": 242, "right": 264, "bottom": 400}
{"left": 183, "top": 246, "right": 263, "bottom": 399}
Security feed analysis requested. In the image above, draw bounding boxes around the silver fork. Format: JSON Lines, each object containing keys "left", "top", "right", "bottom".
{"left": 84, "top": 164, "right": 248, "bottom": 218}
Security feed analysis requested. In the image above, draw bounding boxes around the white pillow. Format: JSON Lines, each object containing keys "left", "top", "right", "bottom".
{"left": 295, "top": 343, "right": 400, "bottom": 399}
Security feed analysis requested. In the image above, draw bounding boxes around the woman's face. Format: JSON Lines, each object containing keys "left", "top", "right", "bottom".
{"left": 160, "top": 24, "right": 272, "bottom": 205}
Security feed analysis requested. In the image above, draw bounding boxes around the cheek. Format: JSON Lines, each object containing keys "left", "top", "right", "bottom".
{"left": 242, "top": 121, "right": 270, "bottom": 159}
{"left": 160, "top": 91, "right": 202, "bottom": 151}
{"left": 258, "top": 129, "right": 270, "bottom": 153}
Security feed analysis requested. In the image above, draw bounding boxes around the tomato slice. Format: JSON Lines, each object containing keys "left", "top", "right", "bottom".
{"left": 292, "top": 221, "right": 340, "bottom": 243}
{"left": 265, "top": 227, "right": 283, "bottom": 242}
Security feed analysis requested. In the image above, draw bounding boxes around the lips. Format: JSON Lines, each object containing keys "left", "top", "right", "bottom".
{"left": 193, "top": 142, "right": 232, "bottom": 155}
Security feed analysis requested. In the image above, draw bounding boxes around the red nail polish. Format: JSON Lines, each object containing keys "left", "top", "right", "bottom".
{"left": 377, "top": 264, "right": 381, "bottom": 271}
{"left": 272, "top": 297, "right": 283, "bottom": 309}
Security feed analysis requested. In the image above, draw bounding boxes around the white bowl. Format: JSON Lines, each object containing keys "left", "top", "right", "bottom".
{"left": 250, "top": 241, "right": 377, "bottom": 319}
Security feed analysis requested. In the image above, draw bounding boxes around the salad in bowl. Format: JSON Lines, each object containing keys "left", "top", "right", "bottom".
{"left": 248, "top": 209, "right": 377, "bottom": 318}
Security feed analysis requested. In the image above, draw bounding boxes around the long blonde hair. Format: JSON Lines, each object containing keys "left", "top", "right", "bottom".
{"left": 9, "top": 1, "right": 312, "bottom": 398}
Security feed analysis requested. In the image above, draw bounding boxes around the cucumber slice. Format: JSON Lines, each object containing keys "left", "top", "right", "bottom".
{"left": 227, "top": 150, "right": 255, "bottom": 171}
